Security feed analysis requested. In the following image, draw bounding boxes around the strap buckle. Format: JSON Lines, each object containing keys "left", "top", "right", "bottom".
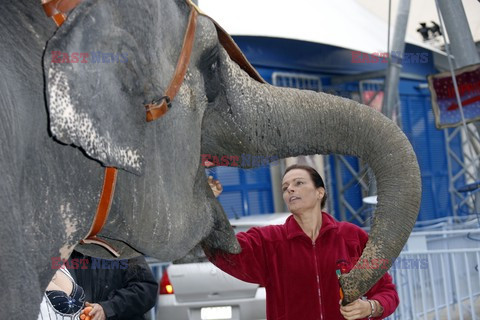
{"left": 151, "top": 96, "right": 172, "bottom": 109}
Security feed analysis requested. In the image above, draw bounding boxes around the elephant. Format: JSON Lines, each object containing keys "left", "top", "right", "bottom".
{"left": 0, "top": 0, "right": 421, "bottom": 318}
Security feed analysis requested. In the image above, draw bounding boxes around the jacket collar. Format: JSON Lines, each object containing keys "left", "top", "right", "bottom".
{"left": 286, "top": 211, "right": 338, "bottom": 240}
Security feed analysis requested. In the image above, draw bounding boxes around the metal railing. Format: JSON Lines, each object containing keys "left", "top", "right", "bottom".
{"left": 389, "top": 248, "right": 480, "bottom": 320}
{"left": 388, "top": 228, "right": 480, "bottom": 320}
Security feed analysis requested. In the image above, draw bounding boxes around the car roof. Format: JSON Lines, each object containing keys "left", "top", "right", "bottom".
{"left": 229, "top": 213, "right": 291, "bottom": 229}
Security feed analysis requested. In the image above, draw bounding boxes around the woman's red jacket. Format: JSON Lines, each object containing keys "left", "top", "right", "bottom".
{"left": 210, "top": 212, "right": 399, "bottom": 320}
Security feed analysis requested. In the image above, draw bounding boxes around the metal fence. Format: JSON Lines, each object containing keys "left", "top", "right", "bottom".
{"left": 388, "top": 227, "right": 480, "bottom": 320}
{"left": 390, "top": 248, "right": 480, "bottom": 320}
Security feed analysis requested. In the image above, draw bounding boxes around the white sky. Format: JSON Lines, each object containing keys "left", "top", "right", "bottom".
{"left": 198, "top": 0, "right": 479, "bottom": 53}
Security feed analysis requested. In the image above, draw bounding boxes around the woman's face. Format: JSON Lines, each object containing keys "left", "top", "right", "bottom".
{"left": 282, "top": 169, "right": 324, "bottom": 214}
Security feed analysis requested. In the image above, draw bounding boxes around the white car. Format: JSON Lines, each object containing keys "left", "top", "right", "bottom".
{"left": 156, "top": 213, "right": 290, "bottom": 320}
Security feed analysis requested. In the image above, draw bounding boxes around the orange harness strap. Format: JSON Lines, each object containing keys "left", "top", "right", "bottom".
{"left": 42, "top": 0, "right": 82, "bottom": 27}
{"left": 144, "top": 8, "right": 198, "bottom": 122}
{"left": 80, "top": 167, "right": 120, "bottom": 257}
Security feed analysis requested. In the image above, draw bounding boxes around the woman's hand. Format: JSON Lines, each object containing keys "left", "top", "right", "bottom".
{"left": 81, "top": 302, "right": 106, "bottom": 320}
{"left": 339, "top": 298, "right": 372, "bottom": 320}
{"left": 208, "top": 176, "right": 223, "bottom": 198}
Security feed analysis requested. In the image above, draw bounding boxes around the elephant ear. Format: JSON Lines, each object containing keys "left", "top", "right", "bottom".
{"left": 43, "top": 0, "right": 150, "bottom": 175}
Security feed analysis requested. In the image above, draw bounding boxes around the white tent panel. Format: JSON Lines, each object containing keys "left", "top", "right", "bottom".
{"left": 198, "top": 0, "right": 465, "bottom": 54}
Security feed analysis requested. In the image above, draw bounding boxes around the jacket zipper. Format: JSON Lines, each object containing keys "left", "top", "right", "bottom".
{"left": 312, "top": 241, "right": 324, "bottom": 320}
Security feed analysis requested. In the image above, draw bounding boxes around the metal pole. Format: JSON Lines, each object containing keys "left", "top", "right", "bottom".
{"left": 381, "top": 0, "right": 411, "bottom": 120}
{"left": 436, "top": 0, "right": 480, "bottom": 68}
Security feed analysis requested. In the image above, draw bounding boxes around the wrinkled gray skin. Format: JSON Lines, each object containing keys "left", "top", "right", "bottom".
{"left": 0, "top": 0, "right": 421, "bottom": 318}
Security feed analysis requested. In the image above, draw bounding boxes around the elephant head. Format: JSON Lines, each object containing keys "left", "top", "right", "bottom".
{"left": 42, "top": 0, "right": 420, "bottom": 305}
{"left": 43, "top": 0, "right": 246, "bottom": 262}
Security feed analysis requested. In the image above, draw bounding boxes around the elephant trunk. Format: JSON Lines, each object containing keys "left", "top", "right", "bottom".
{"left": 267, "top": 86, "right": 420, "bottom": 303}
{"left": 205, "top": 59, "right": 421, "bottom": 303}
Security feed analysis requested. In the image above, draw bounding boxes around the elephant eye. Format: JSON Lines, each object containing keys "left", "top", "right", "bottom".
{"left": 209, "top": 61, "right": 217, "bottom": 73}
{"left": 202, "top": 45, "right": 221, "bottom": 103}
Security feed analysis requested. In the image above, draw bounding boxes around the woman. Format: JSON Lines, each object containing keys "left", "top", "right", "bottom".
{"left": 207, "top": 164, "right": 399, "bottom": 320}
{"left": 37, "top": 267, "right": 86, "bottom": 320}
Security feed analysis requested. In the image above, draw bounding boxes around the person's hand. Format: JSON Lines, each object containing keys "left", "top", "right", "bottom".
{"left": 339, "top": 298, "right": 372, "bottom": 320}
{"left": 208, "top": 176, "right": 223, "bottom": 198}
{"left": 82, "top": 302, "right": 106, "bottom": 320}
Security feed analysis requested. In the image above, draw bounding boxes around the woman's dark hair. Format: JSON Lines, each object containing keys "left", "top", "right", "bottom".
{"left": 283, "top": 164, "right": 328, "bottom": 209}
